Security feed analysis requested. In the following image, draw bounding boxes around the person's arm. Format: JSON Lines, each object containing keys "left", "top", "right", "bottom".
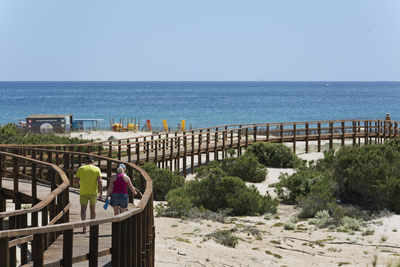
{"left": 74, "top": 168, "right": 81, "bottom": 187}
{"left": 98, "top": 176, "right": 103, "bottom": 199}
{"left": 106, "top": 175, "right": 116, "bottom": 199}
{"left": 123, "top": 175, "right": 138, "bottom": 196}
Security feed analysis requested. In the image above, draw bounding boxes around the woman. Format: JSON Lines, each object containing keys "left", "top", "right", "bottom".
{"left": 106, "top": 163, "right": 138, "bottom": 215}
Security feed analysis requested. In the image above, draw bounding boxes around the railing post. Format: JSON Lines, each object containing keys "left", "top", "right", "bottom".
{"left": 170, "top": 137, "right": 174, "bottom": 171}
{"left": 318, "top": 123, "right": 321, "bottom": 152}
{"left": 206, "top": 129, "right": 210, "bottom": 163}
{"left": 329, "top": 122, "right": 334, "bottom": 149}
{"left": 305, "top": 123, "right": 309, "bottom": 153}
{"left": 0, "top": 198, "right": 4, "bottom": 230}
{"left": 133, "top": 215, "right": 139, "bottom": 267}
{"left": 353, "top": 121, "right": 357, "bottom": 146}
{"left": 266, "top": 125, "right": 270, "bottom": 142}
{"left": 198, "top": 131, "right": 202, "bottom": 167}
{"left": 13, "top": 158, "right": 19, "bottom": 207}
{"left": 154, "top": 139, "right": 158, "bottom": 164}
{"left": 20, "top": 214, "right": 28, "bottom": 265}
{"left": 191, "top": 132, "right": 195, "bottom": 174}
{"left": 245, "top": 128, "right": 249, "bottom": 150}
{"left": 162, "top": 139, "right": 166, "bottom": 169}
{"left": 63, "top": 152, "right": 70, "bottom": 184}
{"left": 183, "top": 136, "right": 187, "bottom": 177}
{"left": 89, "top": 225, "right": 99, "bottom": 267}
{"left": 146, "top": 141, "right": 150, "bottom": 163}
{"left": 138, "top": 213, "right": 143, "bottom": 266}
{"left": 222, "top": 130, "right": 226, "bottom": 159}
{"left": 0, "top": 154, "right": 3, "bottom": 188}
{"left": 120, "top": 219, "right": 127, "bottom": 267}
{"left": 41, "top": 206, "right": 48, "bottom": 249}
{"left": 117, "top": 140, "right": 122, "bottom": 160}
{"left": 280, "top": 124, "right": 283, "bottom": 143}
{"left": 108, "top": 141, "right": 112, "bottom": 158}
{"left": 127, "top": 216, "right": 133, "bottom": 267}
{"left": 136, "top": 142, "right": 140, "bottom": 165}
{"left": 127, "top": 140, "right": 132, "bottom": 162}
{"left": 0, "top": 237, "right": 10, "bottom": 267}
{"left": 293, "top": 124, "right": 296, "bottom": 154}
{"left": 112, "top": 221, "right": 121, "bottom": 267}
{"left": 341, "top": 121, "right": 345, "bottom": 147}
{"left": 253, "top": 126, "right": 257, "bottom": 143}
{"left": 33, "top": 233, "right": 44, "bottom": 267}
{"left": 214, "top": 130, "right": 219, "bottom": 161}
{"left": 364, "top": 121, "right": 368, "bottom": 145}
{"left": 176, "top": 137, "right": 181, "bottom": 171}
{"left": 9, "top": 216, "right": 16, "bottom": 267}
{"left": 62, "top": 229, "right": 73, "bottom": 267}
{"left": 238, "top": 126, "right": 242, "bottom": 156}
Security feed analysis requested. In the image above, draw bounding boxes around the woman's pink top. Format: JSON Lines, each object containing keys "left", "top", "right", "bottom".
{"left": 112, "top": 173, "right": 128, "bottom": 194}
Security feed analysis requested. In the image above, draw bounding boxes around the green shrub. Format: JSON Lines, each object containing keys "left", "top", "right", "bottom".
{"left": 155, "top": 196, "right": 193, "bottom": 218}
{"left": 341, "top": 216, "right": 361, "bottom": 231}
{"left": 309, "top": 210, "right": 332, "bottom": 228}
{"left": 221, "top": 154, "right": 267, "bottom": 182}
{"left": 0, "top": 123, "right": 92, "bottom": 144}
{"left": 246, "top": 142, "right": 301, "bottom": 168}
{"left": 165, "top": 166, "right": 278, "bottom": 216}
{"left": 275, "top": 168, "right": 323, "bottom": 203}
{"left": 297, "top": 176, "right": 338, "bottom": 218}
{"left": 331, "top": 145, "right": 400, "bottom": 212}
{"left": 134, "top": 163, "right": 185, "bottom": 201}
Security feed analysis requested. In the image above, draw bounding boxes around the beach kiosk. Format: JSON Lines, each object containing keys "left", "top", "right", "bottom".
{"left": 26, "top": 114, "right": 72, "bottom": 134}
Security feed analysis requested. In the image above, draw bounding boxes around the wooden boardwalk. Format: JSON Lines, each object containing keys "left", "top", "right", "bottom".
{"left": 1, "top": 179, "right": 135, "bottom": 267}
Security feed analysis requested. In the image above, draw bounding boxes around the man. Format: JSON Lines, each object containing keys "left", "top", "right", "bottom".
{"left": 74, "top": 155, "right": 102, "bottom": 233}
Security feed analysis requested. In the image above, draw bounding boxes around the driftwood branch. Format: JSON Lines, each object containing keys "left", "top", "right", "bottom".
{"left": 284, "top": 236, "right": 400, "bottom": 250}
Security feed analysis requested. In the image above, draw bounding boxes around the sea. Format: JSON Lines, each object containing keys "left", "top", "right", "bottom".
{"left": 0, "top": 81, "right": 399, "bottom": 129}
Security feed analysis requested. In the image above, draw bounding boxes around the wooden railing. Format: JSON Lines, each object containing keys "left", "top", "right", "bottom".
{"left": 0, "top": 151, "right": 70, "bottom": 266}
{"left": 4, "top": 119, "right": 399, "bottom": 176}
{"left": 0, "top": 148, "right": 155, "bottom": 267}
{"left": 40, "top": 119, "right": 400, "bottom": 175}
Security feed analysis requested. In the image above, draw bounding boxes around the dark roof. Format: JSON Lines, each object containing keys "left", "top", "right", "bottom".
{"left": 26, "top": 114, "right": 72, "bottom": 119}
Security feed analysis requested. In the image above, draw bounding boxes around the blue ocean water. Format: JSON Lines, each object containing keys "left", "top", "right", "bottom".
{"left": 0, "top": 81, "right": 399, "bottom": 129}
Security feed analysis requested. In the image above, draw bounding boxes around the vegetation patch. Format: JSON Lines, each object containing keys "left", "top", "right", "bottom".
{"left": 0, "top": 124, "right": 93, "bottom": 144}
{"left": 158, "top": 163, "right": 277, "bottom": 217}
{"left": 265, "top": 250, "right": 282, "bottom": 259}
{"left": 134, "top": 163, "right": 185, "bottom": 201}
{"left": 246, "top": 142, "right": 302, "bottom": 168}
{"left": 274, "top": 140, "right": 400, "bottom": 219}
{"left": 175, "top": 237, "right": 191, "bottom": 243}
{"left": 206, "top": 229, "right": 238, "bottom": 248}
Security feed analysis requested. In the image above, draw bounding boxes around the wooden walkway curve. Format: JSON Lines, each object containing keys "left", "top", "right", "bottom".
{"left": 0, "top": 150, "right": 155, "bottom": 267}
{"left": 0, "top": 118, "right": 399, "bottom": 266}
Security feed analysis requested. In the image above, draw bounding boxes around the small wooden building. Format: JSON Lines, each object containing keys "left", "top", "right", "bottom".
{"left": 26, "top": 114, "right": 73, "bottom": 133}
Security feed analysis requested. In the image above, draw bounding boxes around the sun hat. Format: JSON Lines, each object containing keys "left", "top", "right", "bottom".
{"left": 118, "top": 163, "right": 126, "bottom": 170}
{"left": 86, "top": 155, "right": 94, "bottom": 162}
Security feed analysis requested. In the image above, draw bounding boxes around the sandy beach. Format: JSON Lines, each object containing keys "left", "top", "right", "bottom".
{"left": 69, "top": 130, "right": 153, "bottom": 142}
{"left": 154, "top": 151, "right": 400, "bottom": 267}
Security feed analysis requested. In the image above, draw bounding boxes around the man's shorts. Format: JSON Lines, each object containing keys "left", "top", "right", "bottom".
{"left": 80, "top": 194, "right": 97, "bottom": 205}
{"left": 110, "top": 193, "right": 129, "bottom": 209}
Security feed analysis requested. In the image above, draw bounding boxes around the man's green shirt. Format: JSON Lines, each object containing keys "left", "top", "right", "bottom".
{"left": 76, "top": 164, "right": 102, "bottom": 195}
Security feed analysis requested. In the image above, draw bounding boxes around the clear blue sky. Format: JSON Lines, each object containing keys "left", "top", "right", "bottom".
{"left": 0, "top": 0, "right": 399, "bottom": 81}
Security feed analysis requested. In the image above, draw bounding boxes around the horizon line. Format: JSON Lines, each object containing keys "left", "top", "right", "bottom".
{"left": 1, "top": 80, "right": 400, "bottom": 83}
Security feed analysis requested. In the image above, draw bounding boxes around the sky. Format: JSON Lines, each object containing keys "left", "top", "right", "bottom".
{"left": 0, "top": 0, "right": 399, "bottom": 81}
